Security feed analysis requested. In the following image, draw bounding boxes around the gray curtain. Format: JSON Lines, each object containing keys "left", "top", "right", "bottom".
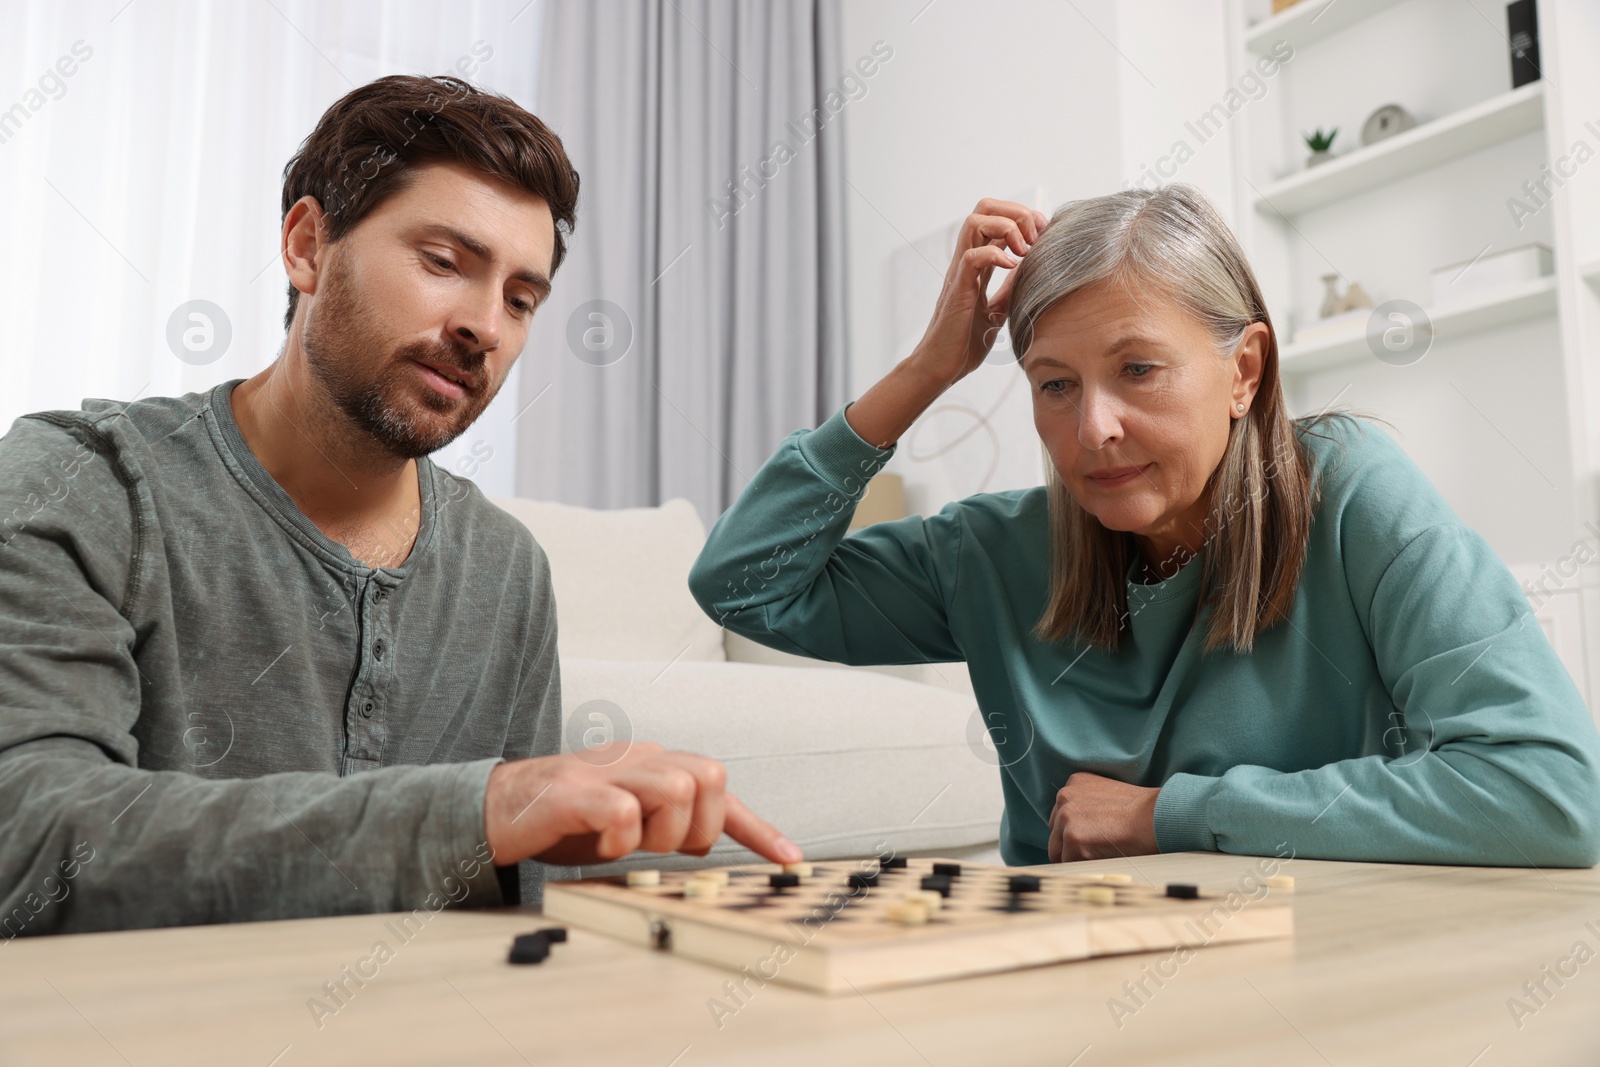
{"left": 514, "top": 0, "right": 848, "bottom": 524}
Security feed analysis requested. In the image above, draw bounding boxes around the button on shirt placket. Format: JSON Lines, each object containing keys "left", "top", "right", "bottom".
{"left": 344, "top": 576, "right": 392, "bottom": 773}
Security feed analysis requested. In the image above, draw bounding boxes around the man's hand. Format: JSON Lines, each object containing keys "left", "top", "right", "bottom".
{"left": 483, "top": 743, "right": 802, "bottom": 867}
{"left": 1048, "top": 771, "right": 1161, "bottom": 862}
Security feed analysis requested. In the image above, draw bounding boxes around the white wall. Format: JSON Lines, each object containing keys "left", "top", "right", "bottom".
{"left": 1114, "top": 0, "right": 1235, "bottom": 214}
{"left": 838, "top": 0, "right": 1232, "bottom": 516}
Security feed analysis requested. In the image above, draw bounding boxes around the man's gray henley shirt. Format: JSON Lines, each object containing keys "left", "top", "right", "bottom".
{"left": 0, "top": 380, "right": 562, "bottom": 936}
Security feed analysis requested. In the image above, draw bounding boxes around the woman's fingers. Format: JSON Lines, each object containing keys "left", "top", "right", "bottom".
{"left": 953, "top": 244, "right": 1019, "bottom": 303}
{"left": 973, "top": 206, "right": 1046, "bottom": 320}
{"left": 882, "top": 197, "right": 1048, "bottom": 411}
{"left": 1047, "top": 785, "right": 1069, "bottom": 862}
{"left": 973, "top": 198, "right": 1044, "bottom": 243}
{"left": 966, "top": 213, "right": 1032, "bottom": 256}
{"left": 942, "top": 201, "right": 1036, "bottom": 286}
{"left": 943, "top": 227, "right": 1019, "bottom": 292}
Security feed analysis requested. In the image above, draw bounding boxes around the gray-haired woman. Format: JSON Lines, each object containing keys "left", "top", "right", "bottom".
{"left": 689, "top": 185, "right": 1600, "bottom": 868}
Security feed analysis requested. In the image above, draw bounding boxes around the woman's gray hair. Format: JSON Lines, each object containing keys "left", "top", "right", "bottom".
{"left": 1005, "top": 183, "right": 1355, "bottom": 654}
{"left": 1010, "top": 184, "right": 1261, "bottom": 364}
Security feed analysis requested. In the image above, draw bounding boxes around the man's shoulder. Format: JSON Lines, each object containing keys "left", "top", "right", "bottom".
{"left": 5, "top": 386, "right": 220, "bottom": 464}
{"left": 0, "top": 387, "right": 230, "bottom": 568}
{"left": 83, "top": 388, "right": 215, "bottom": 433}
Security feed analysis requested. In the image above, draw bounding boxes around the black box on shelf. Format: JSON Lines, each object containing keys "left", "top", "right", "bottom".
{"left": 1507, "top": 0, "right": 1540, "bottom": 88}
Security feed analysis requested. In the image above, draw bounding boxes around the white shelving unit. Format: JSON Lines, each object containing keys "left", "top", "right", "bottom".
{"left": 1279, "top": 274, "right": 1558, "bottom": 371}
{"left": 1251, "top": 81, "right": 1544, "bottom": 216}
{"left": 1242, "top": 0, "right": 1397, "bottom": 53}
{"left": 1224, "top": 0, "right": 1600, "bottom": 715}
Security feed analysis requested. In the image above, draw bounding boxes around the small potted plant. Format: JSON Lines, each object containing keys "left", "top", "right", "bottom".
{"left": 1304, "top": 127, "right": 1338, "bottom": 167}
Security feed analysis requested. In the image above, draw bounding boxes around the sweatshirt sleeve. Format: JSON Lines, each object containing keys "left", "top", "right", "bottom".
{"left": 0, "top": 418, "right": 505, "bottom": 936}
{"left": 688, "top": 406, "right": 965, "bottom": 667}
{"left": 1154, "top": 428, "right": 1600, "bottom": 867}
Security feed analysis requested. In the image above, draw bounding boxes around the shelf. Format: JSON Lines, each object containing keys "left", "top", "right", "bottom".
{"left": 1243, "top": 0, "right": 1396, "bottom": 55}
{"left": 1279, "top": 275, "right": 1558, "bottom": 372}
{"left": 1253, "top": 82, "right": 1545, "bottom": 217}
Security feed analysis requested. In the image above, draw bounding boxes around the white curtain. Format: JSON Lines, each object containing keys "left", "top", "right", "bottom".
{"left": 0, "top": 0, "right": 544, "bottom": 496}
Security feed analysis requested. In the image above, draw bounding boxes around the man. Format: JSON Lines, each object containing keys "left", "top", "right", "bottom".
{"left": 0, "top": 74, "right": 799, "bottom": 938}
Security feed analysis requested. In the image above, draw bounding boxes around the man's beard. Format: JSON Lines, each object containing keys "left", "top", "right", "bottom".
{"left": 302, "top": 255, "right": 498, "bottom": 460}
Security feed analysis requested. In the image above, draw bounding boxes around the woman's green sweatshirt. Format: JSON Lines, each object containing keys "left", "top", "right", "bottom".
{"left": 688, "top": 407, "right": 1600, "bottom": 868}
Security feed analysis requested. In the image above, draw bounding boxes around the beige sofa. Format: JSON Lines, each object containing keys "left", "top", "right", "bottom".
{"left": 490, "top": 496, "right": 1005, "bottom": 876}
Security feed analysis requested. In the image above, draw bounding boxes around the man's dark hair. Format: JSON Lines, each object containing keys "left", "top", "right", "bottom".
{"left": 278, "top": 74, "right": 580, "bottom": 331}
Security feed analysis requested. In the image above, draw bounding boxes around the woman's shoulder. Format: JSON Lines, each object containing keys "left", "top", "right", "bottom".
{"left": 1294, "top": 408, "right": 1395, "bottom": 461}
{"left": 1293, "top": 411, "right": 1465, "bottom": 554}
{"left": 1297, "top": 411, "right": 1422, "bottom": 491}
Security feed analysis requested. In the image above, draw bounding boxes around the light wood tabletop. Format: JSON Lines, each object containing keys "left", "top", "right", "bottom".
{"left": 3, "top": 852, "right": 1597, "bottom": 1066}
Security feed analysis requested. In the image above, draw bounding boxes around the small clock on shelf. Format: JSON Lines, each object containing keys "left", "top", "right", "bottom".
{"left": 1361, "top": 104, "right": 1417, "bottom": 147}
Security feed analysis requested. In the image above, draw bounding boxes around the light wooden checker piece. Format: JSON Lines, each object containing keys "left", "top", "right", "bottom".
{"left": 543, "top": 857, "right": 1293, "bottom": 994}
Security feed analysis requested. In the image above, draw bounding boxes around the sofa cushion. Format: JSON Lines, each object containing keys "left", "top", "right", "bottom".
{"left": 553, "top": 658, "right": 1004, "bottom": 877}
{"left": 489, "top": 496, "right": 724, "bottom": 663}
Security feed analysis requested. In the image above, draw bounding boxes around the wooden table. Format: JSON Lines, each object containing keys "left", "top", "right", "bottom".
{"left": 4, "top": 853, "right": 1597, "bottom": 1066}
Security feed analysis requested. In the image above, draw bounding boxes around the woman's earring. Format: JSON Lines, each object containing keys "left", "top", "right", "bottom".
{"left": 1235, "top": 402, "right": 1246, "bottom": 414}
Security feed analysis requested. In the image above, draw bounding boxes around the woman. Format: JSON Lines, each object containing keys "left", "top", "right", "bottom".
{"left": 688, "top": 185, "right": 1600, "bottom": 868}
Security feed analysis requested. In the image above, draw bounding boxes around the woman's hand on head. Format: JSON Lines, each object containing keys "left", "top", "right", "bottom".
{"left": 910, "top": 198, "right": 1050, "bottom": 391}
{"left": 1048, "top": 771, "right": 1161, "bottom": 862}
{"left": 842, "top": 198, "right": 1049, "bottom": 450}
